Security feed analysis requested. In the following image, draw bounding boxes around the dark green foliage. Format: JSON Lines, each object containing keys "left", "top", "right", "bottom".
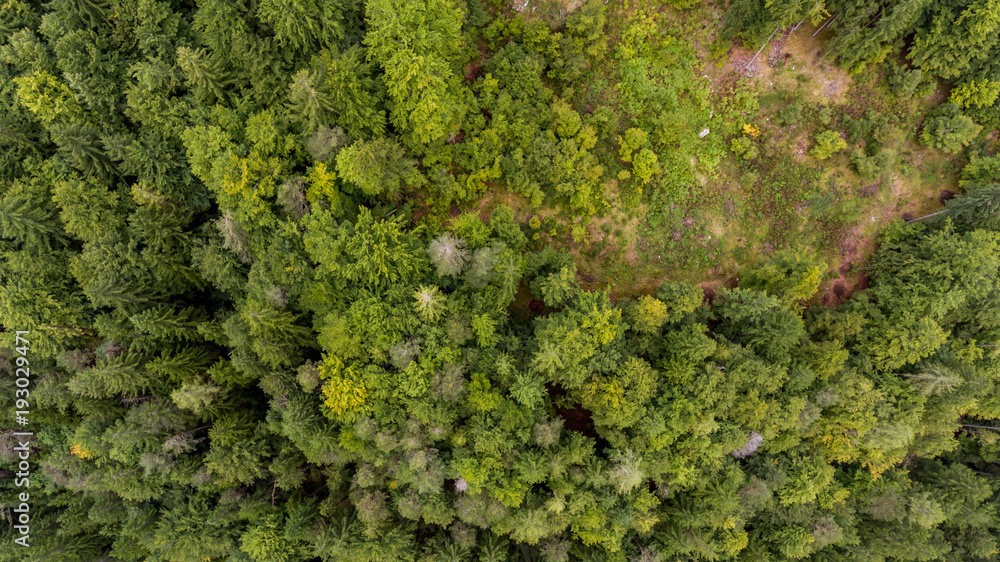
{"left": 2, "top": 1, "right": 1000, "bottom": 560}
{"left": 943, "top": 185, "right": 1000, "bottom": 231}
{"left": 289, "top": 47, "right": 386, "bottom": 139}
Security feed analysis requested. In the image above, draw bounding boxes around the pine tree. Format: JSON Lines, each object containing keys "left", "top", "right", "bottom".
{"left": 832, "top": 0, "right": 931, "bottom": 73}
{"left": 240, "top": 300, "right": 314, "bottom": 367}
{"left": 204, "top": 413, "right": 272, "bottom": 485}
{"left": 256, "top": 0, "right": 344, "bottom": 52}
{"left": 904, "top": 363, "right": 963, "bottom": 396}
{"left": 288, "top": 47, "right": 386, "bottom": 139}
{"left": 335, "top": 138, "right": 421, "bottom": 198}
{"left": 147, "top": 498, "right": 238, "bottom": 561}
{"left": 50, "top": 175, "right": 123, "bottom": 242}
{"left": 364, "top": 0, "right": 466, "bottom": 143}
{"left": 304, "top": 207, "right": 428, "bottom": 291}
{"left": 67, "top": 353, "right": 155, "bottom": 398}
{"left": 630, "top": 295, "right": 670, "bottom": 333}
{"left": 216, "top": 211, "right": 252, "bottom": 263}
{"left": 50, "top": 122, "right": 116, "bottom": 177}
{"left": 144, "top": 346, "right": 214, "bottom": 382}
{"left": 129, "top": 305, "right": 206, "bottom": 342}
{"left": 920, "top": 103, "right": 983, "bottom": 153}
{"left": 606, "top": 449, "right": 644, "bottom": 495}
{"left": 741, "top": 248, "right": 825, "bottom": 307}
{"left": 47, "top": 0, "right": 110, "bottom": 28}
{"left": 0, "top": 195, "right": 68, "bottom": 251}
{"left": 170, "top": 379, "right": 225, "bottom": 414}
{"left": 944, "top": 185, "right": 1000, "bottom": 231}
{"left": 536, "top": 265, "right": 579, "bottom": 308}
{"left": 176, "top": 46, "right": 230, "bottom": 104}
{"left": 413, "top": 285, "right": 446, "bottom": 322}
{"left": 239, "top": 512, "right": 295, "bottom": 562}
{"left": 908, "top": 0, "right": 1000, "bottom": 80}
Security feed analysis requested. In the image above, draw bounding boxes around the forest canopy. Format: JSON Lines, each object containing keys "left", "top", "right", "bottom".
{"left": 2, "top": 0, "right": 1000, "bottom": 561}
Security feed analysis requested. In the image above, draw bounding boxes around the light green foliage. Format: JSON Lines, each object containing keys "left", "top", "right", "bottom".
{"left": 51, "top": 175, "right": 123, "bottom": 241}
{"left": 730, "top": 136, "right": 758, "bottom": 160}
{"left": 336, "top": 138, "right": 422, "bottom": 198}
{"left": 471, "top": 313, "right": 498, "bottom": 348}
{"left": 741, "top": 248, "right": 825, "bottom": 306}
{"left": 413, "top": 285, "right": 446, "bottom": 322}
{"left": 13, "top": 70, "right": 83, "bottom": 123}
{"left": 171, "top": 379, "right": 225, "bottom": 413}
{"left": 920, "top": 103, "right": 983, "bottom": 153}
{"left": 304, "top": 207, "right": 428, "bottom": 291}
{"left": 629, "top": 295, "right": 670, "bottom": 333}
{"left": 631, "top": 148, "right": 661, "bottom": 185}
{"left": 240, "top": 513, "right": 294, "bottom": 562}
{"left": 951, "top": 79, "right": 1000, "bottom": 109}
{"left": 606, "top": 449, "right": 645, "bottom": 494}
{"left": 582, "top": 358, "right": 658, "bottom": 430}
{"left": 810, "top": 130, "right": 847, "bottom": 160}
{"left": 617, "top": 128, "right": 660, "bottom": 186}
{"left": 618, "top": 128, "right": 649, "bottom": 163}
{"left": 365, "top": 0, "right": 466, "bottom": 143}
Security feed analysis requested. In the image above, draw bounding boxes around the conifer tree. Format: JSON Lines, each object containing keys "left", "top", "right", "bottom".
{"left": 364, "top": 0, "right": 467, "bottom": 143}
{"left": 176, "top": 46, "right": 230, "bottom": 104}
{"left": 335, "top": 138, "right": 422, "bottom": 198}
{"left": 908, "top": 0, "right": 1000, "bottom": 80}
{"left": 256, "top": 0, "right": 344, "bottom": 52}
{"left": 0, "top": 194, "right": 68, "bottom": 251}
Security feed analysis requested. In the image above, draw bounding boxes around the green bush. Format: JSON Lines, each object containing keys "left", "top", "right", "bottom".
{"left": 774, "top": 102, "right": 804, "bottom": 127}
{"left": 851, "top": 148, "right": 894, "bottom": 179}
{"left": 920, "top": 103, "right": 983, "bottom": 153}
{"left": 730, "top": 136, "right": 758, "bottom": 159}
{"left": 810, "top": 131, "right": 847, "bottom": 160}
{"left": 889, "top": 66, "right": 934, "bottom": 99}
{"left": 817, "top": 106, "right": 833, "bottom": 126}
